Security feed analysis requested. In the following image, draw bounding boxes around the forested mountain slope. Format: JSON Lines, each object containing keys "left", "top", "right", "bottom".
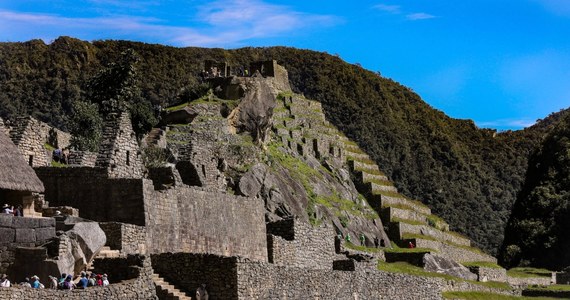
{"left": 500, "top": 113, "right": 570, "bottom": 269}
{"left": 0, "top": 36, "right": 566, "bottom": 254}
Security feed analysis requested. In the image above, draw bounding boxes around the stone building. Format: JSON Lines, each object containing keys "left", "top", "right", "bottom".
{"left": 8, "top": 116, "right": 71, "bottom": 167}
{"left": 95, "top": 112, "right": 144, "bottom": 178}
{"left": 0, "top": 129, "right": 45, "bottom": 217}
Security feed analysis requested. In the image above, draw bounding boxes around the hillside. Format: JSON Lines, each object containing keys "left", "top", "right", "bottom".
{"left": 0, "top": 36, "right": 566, "bottom": 254}
{"left": 500, "top": 113, "right": 570, "bottom": 270}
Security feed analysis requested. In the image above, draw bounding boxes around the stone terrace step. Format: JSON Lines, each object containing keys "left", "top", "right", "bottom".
{"left": 348, "top": 160, "right": 380, "bottom": 173}
{"left": 381, "top": 206, "right": 428, "bottom": 224}
{"left": 391, "top": 222, "right": 471, "bottom": 247}
{"left": 375, "top": 194, "right": 431, "bottom": 215}
{"left": 400, "top": 238, "right": 497, "bottom": 264}
{"left": 368, "top": 182, "right": 398, "bottom": 194}
{"left": 345, "top": 151, "right": 370, "bottom": 161}
{"left": 360, "top": 171, "right": 389, "bottom": 183}
{"left": 152, "top": 273, "right": 192, "bottom": 300}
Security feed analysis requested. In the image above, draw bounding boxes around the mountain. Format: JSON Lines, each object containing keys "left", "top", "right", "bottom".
{"left": 0, "top": 36, "right": 566, "bottom": 254}
{"left": 499, "top": 113, "right": 570, "bottom": 270}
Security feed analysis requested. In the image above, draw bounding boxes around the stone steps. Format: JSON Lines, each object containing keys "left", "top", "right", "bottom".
{"left": 95, "top": 246, "right": 121, "bottom": 259}
{"left": 381, "top": 206, "right": 428, "bottom": 225}
{"left": 152, "top": 273, "right": 192, "bottom": 300}
{"left": 348, "top": 160, "right": 380, "bottom": 174}
{"left": 398, "top": 238, "right": 497, "bottom": 264}
{"left": 145, "top": 128, "right": 165, "bottom": 145}
{"left": 374, "top": 194, "right": 431, "bottom": 215}
{"left": 389, "top": 222, "right": 471, "bottom": 247}
{"left": 368, "top": 181, "right": 398, "bottom": 194}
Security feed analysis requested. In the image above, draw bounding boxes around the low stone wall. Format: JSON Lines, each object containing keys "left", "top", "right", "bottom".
{"left": 507, "top": 275, "right": 553, "bottom": 286}
{"left": 99, "top": 222, "right": 147, "bottom": 255}
{"left": 67, "top": 150, "right": 97, "bottom": 167}
{"left": 396, "top": 222, "right": 470, "bottom": 246}
{"left": 266, "top": 218, "right": 337, "bottom": 269}
{"left": 469, "top": 266, "right": 507, "bottom": 282}
{"left": 236, "top": 262, "right": 445, "bottom": 299}
{"left": 0, "top": 255, "right": 156, "bottom": 300}
{"left": 413, "top": 239, "right": 497, "bottom": 263}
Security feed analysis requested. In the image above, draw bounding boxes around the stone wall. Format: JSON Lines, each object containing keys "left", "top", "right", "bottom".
{"left": 151, "top": 253, "right": 239, "bottom": 299}
{"left": 99, "top": 222, "right": 147, "bottom": 255}
{"left": 0, "top": 255, "right": 156, "bottom": 300}
{"left": 9, "top": 117, "right": 51, "bottom": 167}
{"left": 35, "top": 167, "right": 146, "bottom": 226}
{"left": 67, "top": 150, "right": 97, "bottom": 166}
{"left": 413, "top": 239, "right": 497, "bottom": 263}
{"left": 267, "top": 218, "right": 337, "bottom": 269}
{"left": 95, "top": 112, "right": 143, "bottom": 179}
{"left": 555, "top": 272, "right": 570, "bottom": 284}
{"left": 469, "top": 266, "right": 507, "bottom": 282}
{"left": 236, "top": 262, "right": 445, "bottom": 299}
{"left": 143, "top": 181, "right": 268, "bottom": 261}
{"left": 507, "top": 275, "right": 553, "bottom": 286}
{"left": 0, "top": 214, "right": 55, "bottom": 277}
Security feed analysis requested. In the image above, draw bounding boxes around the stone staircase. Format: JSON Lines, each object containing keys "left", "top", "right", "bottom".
{"left": 152, "top": 273, "right": 192, "bottom": 300}
{"left": 272, "top": 93, "right": 497, "bottom": 267}
{"left": 95, "top": 246, "right": 121, "bottom": 258}
{"left": 144, "top": 127, "right": 167, "bottom": 148}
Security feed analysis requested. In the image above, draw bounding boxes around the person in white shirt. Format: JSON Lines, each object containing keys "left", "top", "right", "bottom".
{"left": 0, "top": 274, "right": 11, "bottom": 287}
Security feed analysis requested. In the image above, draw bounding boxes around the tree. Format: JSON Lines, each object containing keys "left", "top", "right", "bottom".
{"left": 69, "top": 101, "right": 102, "bottom": 151}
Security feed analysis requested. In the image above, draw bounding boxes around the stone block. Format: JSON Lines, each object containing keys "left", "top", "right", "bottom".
{"left": 15, "top": 228, "right": 36, "bottom": 243}
{"left": 35, "top": 227, "right": 55, "bottom": 242}
{"left": 0, "top": 214, "right": 12, "bottom": 227}
{"left": 0, "top": 228, "right": 15, "bottom": 243}
{"left": 12, "top": 216, "right": 39, "bottom": 229}
{"left": 37, "top": 217, "right": 55, "bottom": 228}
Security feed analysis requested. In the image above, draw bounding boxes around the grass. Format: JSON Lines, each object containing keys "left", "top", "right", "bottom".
{"left": 401, "top": 233, "right": 438, "bottom": 242}
{"left": 375, "top": 190, "right": 431, "bottom": 211}
{"left": 527, "top": 284, "right": 570, "bottom": 291}
{"left": 363, "top": 177, "right": 394, "bottom": 186}
{"left": 391, "top": 217, "right": 427, "bottom": 226}
{"left": 50, "top": 160, "right": 67, "bottom": 167}
{"left": 344, "top": 242, "right": 382, "bottom": 253}
{"left": 379, "top": 262, "right": 512, "bottom": 292}
{"left": 507, "top": 267, "right": 552, "bottom": 278}
{"left": 44, "top": 143, "right": 55, "bottom": 151}
{"left": 347, "top": 155, "right": 376, "bottom": 165}
{"left": 462, "top": 261, "right": 503, "bottom": 269}
{"left": 354, "top": 165, "right": 385, "bottom": 176}
{"left": 383, "top": 243, "right": 435, "bottom": 254}
{"left": 443, "top": 291, "right": 558, "bottom": 300}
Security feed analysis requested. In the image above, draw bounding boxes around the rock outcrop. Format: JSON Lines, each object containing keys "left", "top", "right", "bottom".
{"left": 423, "top": 253, "right": 477, "bottom": 281}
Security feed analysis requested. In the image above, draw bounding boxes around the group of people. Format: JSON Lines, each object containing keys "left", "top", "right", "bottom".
{"left": 2, "top": 204, "right": 22, "bottom": 216}
{"left": 0, "top": 272, "right": 110, "bottom": 290}
{"left": 52, "top": 148, "right": 69, "bottom": 164}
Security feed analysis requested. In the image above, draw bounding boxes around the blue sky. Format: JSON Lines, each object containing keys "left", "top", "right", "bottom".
{"left": 1, "top": 0, "right": 570, "bottom": 130}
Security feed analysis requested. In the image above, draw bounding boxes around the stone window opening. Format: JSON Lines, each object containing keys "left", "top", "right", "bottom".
{"left": 126, "top": 150, "right": 131, "bottom": 166}
{"left": 28, "top": 155, "right": 33, "bottom": 166}
{"left": 201, "top": 165, "right": 206, "bottom": 177}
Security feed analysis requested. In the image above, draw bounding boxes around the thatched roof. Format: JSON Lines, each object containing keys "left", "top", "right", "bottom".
{"left": 0, "top": 130, "right": 44, "bottom": 192}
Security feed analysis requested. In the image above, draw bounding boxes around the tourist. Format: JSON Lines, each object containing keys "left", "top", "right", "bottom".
{"left": 13, "top": 205, "right": 22, "bottom": 217}
{"left": 102, "top": 274, "right": 109, "bottom": 286}
{"left": 359, "top": 233, "right": 366, "bottom": 245}
{"left": 88, "top": 273, "right": 96, "bottom": 287}
{"left": 48, "top": 275, "right": 58, "bottom": 289}
{"left": 58, "top": 273, "right": 66, "bottom": 289}
{"left": 77, "top": 272, "right": 88, "bottom": 289}
{"left": 196, "top": 283, "right": 209, "bottom": 300}
{"left": 345, "top": 232, "right": 351, "bottom": 243}
{"left": 96, "top": 274, "right": 103, "bottom": 286}
{"left": 2, "top": 204, "right": 12, "bottom": 214}
{"left": 408, "top": 241, "right": 415, "bottom": 249}
{"left": 19, "top": 277, "right": 31, "bottom": 288}
{"left": 31, "top": 275, "right": 43, "bottom": 288}
{"left": 0, "top": 274, "right": 10, "bottom": 287}
{"left": 63, "top": 274, "right": 74, "bottom": 290}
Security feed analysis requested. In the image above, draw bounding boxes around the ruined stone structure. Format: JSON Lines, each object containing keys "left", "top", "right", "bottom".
{"left": 8, "top": 116, "right": 70, "bottom": 167}
{"left": 96, "top": 112, "right": 144, "bottom": 178}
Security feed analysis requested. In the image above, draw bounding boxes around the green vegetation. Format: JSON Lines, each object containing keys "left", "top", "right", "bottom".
{"left": 500, "top": 114, "right": 570, "bottom": 269}
{"left": 442, "top": 291, "right": 558, "bottom": 300}
{"left": 527, "top": 284, "right": 570, "bottom": 292}
{"left": 1, "top": 37, "right": 568, "bottom": 255}
{"left": 50, "top": 160, "right": 67, "bottom": 168}
{"left": 44, "top": 143, "right": 55, "bottom": 151}
{"left": 344, "top": 242, "right": 382, "bottom": 253}
{"left": 506, "top": 267, "right": 552, "bottom": 278}
{"left": 462, "top": 261, "right": 503, "bottom": 269}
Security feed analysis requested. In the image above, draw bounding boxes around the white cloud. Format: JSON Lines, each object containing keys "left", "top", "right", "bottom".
{"left": 476, "top": 118, "right": 536, "bottom": 129}
{"left": 0, "top": 1, "right": 340, "bottom": 47}
{"left": 373, "top": 4, "right": 401, "bottom": 14}
{"left": 406, "top": 12, "right": 436, "bottom": 21}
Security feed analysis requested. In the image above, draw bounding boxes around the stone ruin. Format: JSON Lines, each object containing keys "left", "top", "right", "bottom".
{"left": 0, "top": 61, "right": 551, "bottom": 299}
